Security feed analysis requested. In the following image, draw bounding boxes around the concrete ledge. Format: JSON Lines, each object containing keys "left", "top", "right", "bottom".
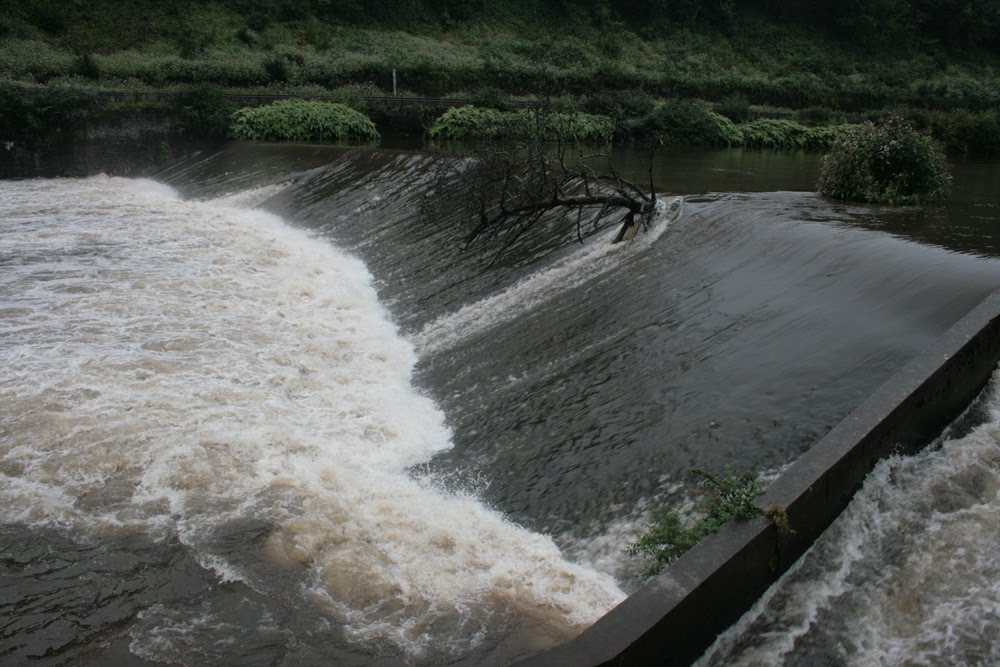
{"left": 524, "top": 288, "right": 1000, "bottom": 666}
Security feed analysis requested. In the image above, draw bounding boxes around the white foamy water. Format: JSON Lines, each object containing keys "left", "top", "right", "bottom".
{"left": 698, "top": 372, "right": 1000, "bottom": 666}
{"left": 412, "top": 196, "right": 683, "bottom": 356}
{"left": 0, "top": 177, "right": 624, "bottom": 659}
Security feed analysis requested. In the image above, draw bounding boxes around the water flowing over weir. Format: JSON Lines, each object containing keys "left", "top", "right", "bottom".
{"left": 698, "top": 373, "right": 1000, "bottom": 666}
{"left": 3, "top": 144, "right": 1000, "bottom": 664}
{"left": 0, "top": 176, "right": 622, "bottom": 665}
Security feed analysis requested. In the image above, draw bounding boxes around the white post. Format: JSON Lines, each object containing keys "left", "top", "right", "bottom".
{"left": 392, "top": 69, "right": 397, "bottom": 97}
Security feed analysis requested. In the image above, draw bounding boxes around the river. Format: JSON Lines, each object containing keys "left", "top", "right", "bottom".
{"left": 1, "top": 144, "right": 999, "bottom": 664}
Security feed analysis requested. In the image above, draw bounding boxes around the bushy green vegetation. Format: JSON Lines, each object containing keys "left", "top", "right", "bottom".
{"left": 0, "top": 83, "right": 97, "bottom": 141}
{"left": 428, "top": 106, "right": 615, "bottom": 141}
{"left": 229, "top": 99, "right": 379, "bottom": 142}
{"left": 2, "top": 0, "right": 999, "bottom": 152}
{"left": 627, "top": 466, "right": 765, "bottom": 577}
{"left": 739, "top": 119, "right": 846, "bottom": 151}
{"left": 424, "top": 103, "right": 862, "bottom": 151}
{"left": 639, "top": 100, "right": 743, "bottom": 146}
{"left": 0, "top": 81, "right": 243, "bottom": 143}
{"left": 866, "top": 107, "right": 1000, "bottom": 156}
{"left": 818, "top": 116, "right": 952, "bottom": 204}
{"left": 1, "top": 1, "right": 998, "bottom": 110}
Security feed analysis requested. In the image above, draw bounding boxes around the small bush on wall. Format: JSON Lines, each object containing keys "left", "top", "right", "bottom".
{"left": 427, "top": 106, "right": 615, "bottom": 142}
{"left": 229, "top": 100, "right": 379, "bottom": 142}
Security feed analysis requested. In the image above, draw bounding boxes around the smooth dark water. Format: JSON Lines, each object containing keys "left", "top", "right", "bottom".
{"left": 2, "top": 144, "right": 999, "bottom": 665}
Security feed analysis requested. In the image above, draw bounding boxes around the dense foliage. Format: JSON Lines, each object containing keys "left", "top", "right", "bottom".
{"left": 2, "top": 0, "right": 999, "bottom": 152}
{"left": 0, "top": 84, "right": 97, "bottom": 141}
{"left": 627, "top": 467, "right": 765, "bottom": 577}
{"left": 639, "top": 100, "right": 742, "bottom": 146}
{"left": 424, "top": 103, "right": 862, "bottom": 150}
{"left": 4, "top": 0, "right": 996, "bottom": 51}
{"left": 428, "top": 106, "right": 615, "bottom": 141}
{"left": 1, "top": 1, "right": 998, "bottom": 111}
{"left": 818, "top": 116, "right": 951, "bottom": 204}
{"left": 739, "top": 119, "right": 846, "bottom": 151}
{"left": 229, "top": 100, "right": 379, "bottom": 142}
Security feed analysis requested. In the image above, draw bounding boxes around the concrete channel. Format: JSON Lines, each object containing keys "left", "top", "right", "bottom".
{"left": 523, "top": 288, "right": 1000, "bottom": 666}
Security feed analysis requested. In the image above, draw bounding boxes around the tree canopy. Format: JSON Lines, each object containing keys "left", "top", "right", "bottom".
{"left": 6, "top": 0, "right": 998, "bottom": 51}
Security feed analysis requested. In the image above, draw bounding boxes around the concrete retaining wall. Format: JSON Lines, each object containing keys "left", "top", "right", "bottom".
{"left": 525, "top": 288, "right": 1000, "bottom": 666}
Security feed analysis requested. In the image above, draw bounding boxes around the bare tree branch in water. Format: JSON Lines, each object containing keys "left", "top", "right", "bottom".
{"left": 421, "top": 139, "right": 659, "bottom": 263}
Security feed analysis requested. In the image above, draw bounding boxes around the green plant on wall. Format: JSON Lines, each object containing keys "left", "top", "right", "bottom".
{"left": 428, "top": 106, "right": 615, "bottom": 142}
{"left": 230, "top": 100, "right": 379, "bottom": 143}
{"left": 626, "top": 466, "right": 765, "bottom": 577}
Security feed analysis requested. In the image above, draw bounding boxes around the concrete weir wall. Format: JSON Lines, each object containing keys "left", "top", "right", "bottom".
{"left": 526, "top": 289, "right": 1000, "bottom": 667}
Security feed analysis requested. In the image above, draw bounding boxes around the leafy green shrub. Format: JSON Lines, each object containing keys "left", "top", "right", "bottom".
{"left": 739, "top": 118, "right": 847, "bottom": 151}
{"left": 818, "top": 116, "right": 951, "bottom": 204}
{"left": 638, "top": 100, "right": 742, "bottom": 146}
{"left": 626, "top": 467, "right": 765, "bottom": 577}
{"left": 229, "top": 100, "right": 379, "bottom": 142}
{"left": 926, "top": 108, "right": 1000, "bottom": 156}
{"left": 428, "top": 106, "right": 614, "bottom": 142}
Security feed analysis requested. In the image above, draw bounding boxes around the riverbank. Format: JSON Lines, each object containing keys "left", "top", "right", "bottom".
{"left": 2, "top": 2, "right": 999, "bottom": 154}
{"left": 4, "top": 82, "right": 1000, "bottom": 163}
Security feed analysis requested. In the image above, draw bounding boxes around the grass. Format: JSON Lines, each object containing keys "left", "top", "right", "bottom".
{"left": 2, "top": 3, "right": 998, "bottom": 152}
{"left": 2, "top": 6, "right": 998, "bottom": 112}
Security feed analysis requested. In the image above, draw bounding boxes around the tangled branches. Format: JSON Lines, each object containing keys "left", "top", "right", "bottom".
{"left": 422, "top": 140, "right": 659, "bottom": 262}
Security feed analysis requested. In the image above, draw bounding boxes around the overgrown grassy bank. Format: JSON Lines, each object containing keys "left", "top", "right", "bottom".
{"left": 1, "top": 1, "right": 999, "bottom": 152}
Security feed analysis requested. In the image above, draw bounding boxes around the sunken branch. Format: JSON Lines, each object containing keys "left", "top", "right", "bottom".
{"left": 422, "top": 141, "right": 659, "bottom": 261}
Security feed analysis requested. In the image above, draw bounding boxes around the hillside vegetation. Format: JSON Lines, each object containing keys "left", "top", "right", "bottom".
{"left": 2, "top": 0, "right": 999, "bottom": 152}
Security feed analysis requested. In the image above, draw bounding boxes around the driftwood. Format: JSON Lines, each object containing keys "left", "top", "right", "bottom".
{"left": 422, "top": 140, "right": 659, "bottom": 262}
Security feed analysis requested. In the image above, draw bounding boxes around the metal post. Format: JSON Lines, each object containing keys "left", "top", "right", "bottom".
{"left": 392, "top": 69, "right": 397, "bottom": 97}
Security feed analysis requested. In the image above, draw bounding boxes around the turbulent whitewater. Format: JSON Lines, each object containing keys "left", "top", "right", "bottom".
{"left": 699, "top": 372, "right": 1000, "bottom": 666}
{"left": 0, "top": 176, "right": 623, "bottom": 662}
{"left": 4, "top": 145, "right": 1000, "bottom": 665}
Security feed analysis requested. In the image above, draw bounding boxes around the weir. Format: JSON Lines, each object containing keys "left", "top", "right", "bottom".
{"left": 527, "top": 288, "right": 1000, "bottom": 666}
{"left": 3, "top": 143, "right": 1000, "bottom": 665}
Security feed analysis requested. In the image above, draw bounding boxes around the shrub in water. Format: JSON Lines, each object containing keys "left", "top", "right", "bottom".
{"left": 818, "top": 115, "right": 951, "bottom": 204}
{"left": 230, "top": 100, "right": 379, "bottom": 143}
